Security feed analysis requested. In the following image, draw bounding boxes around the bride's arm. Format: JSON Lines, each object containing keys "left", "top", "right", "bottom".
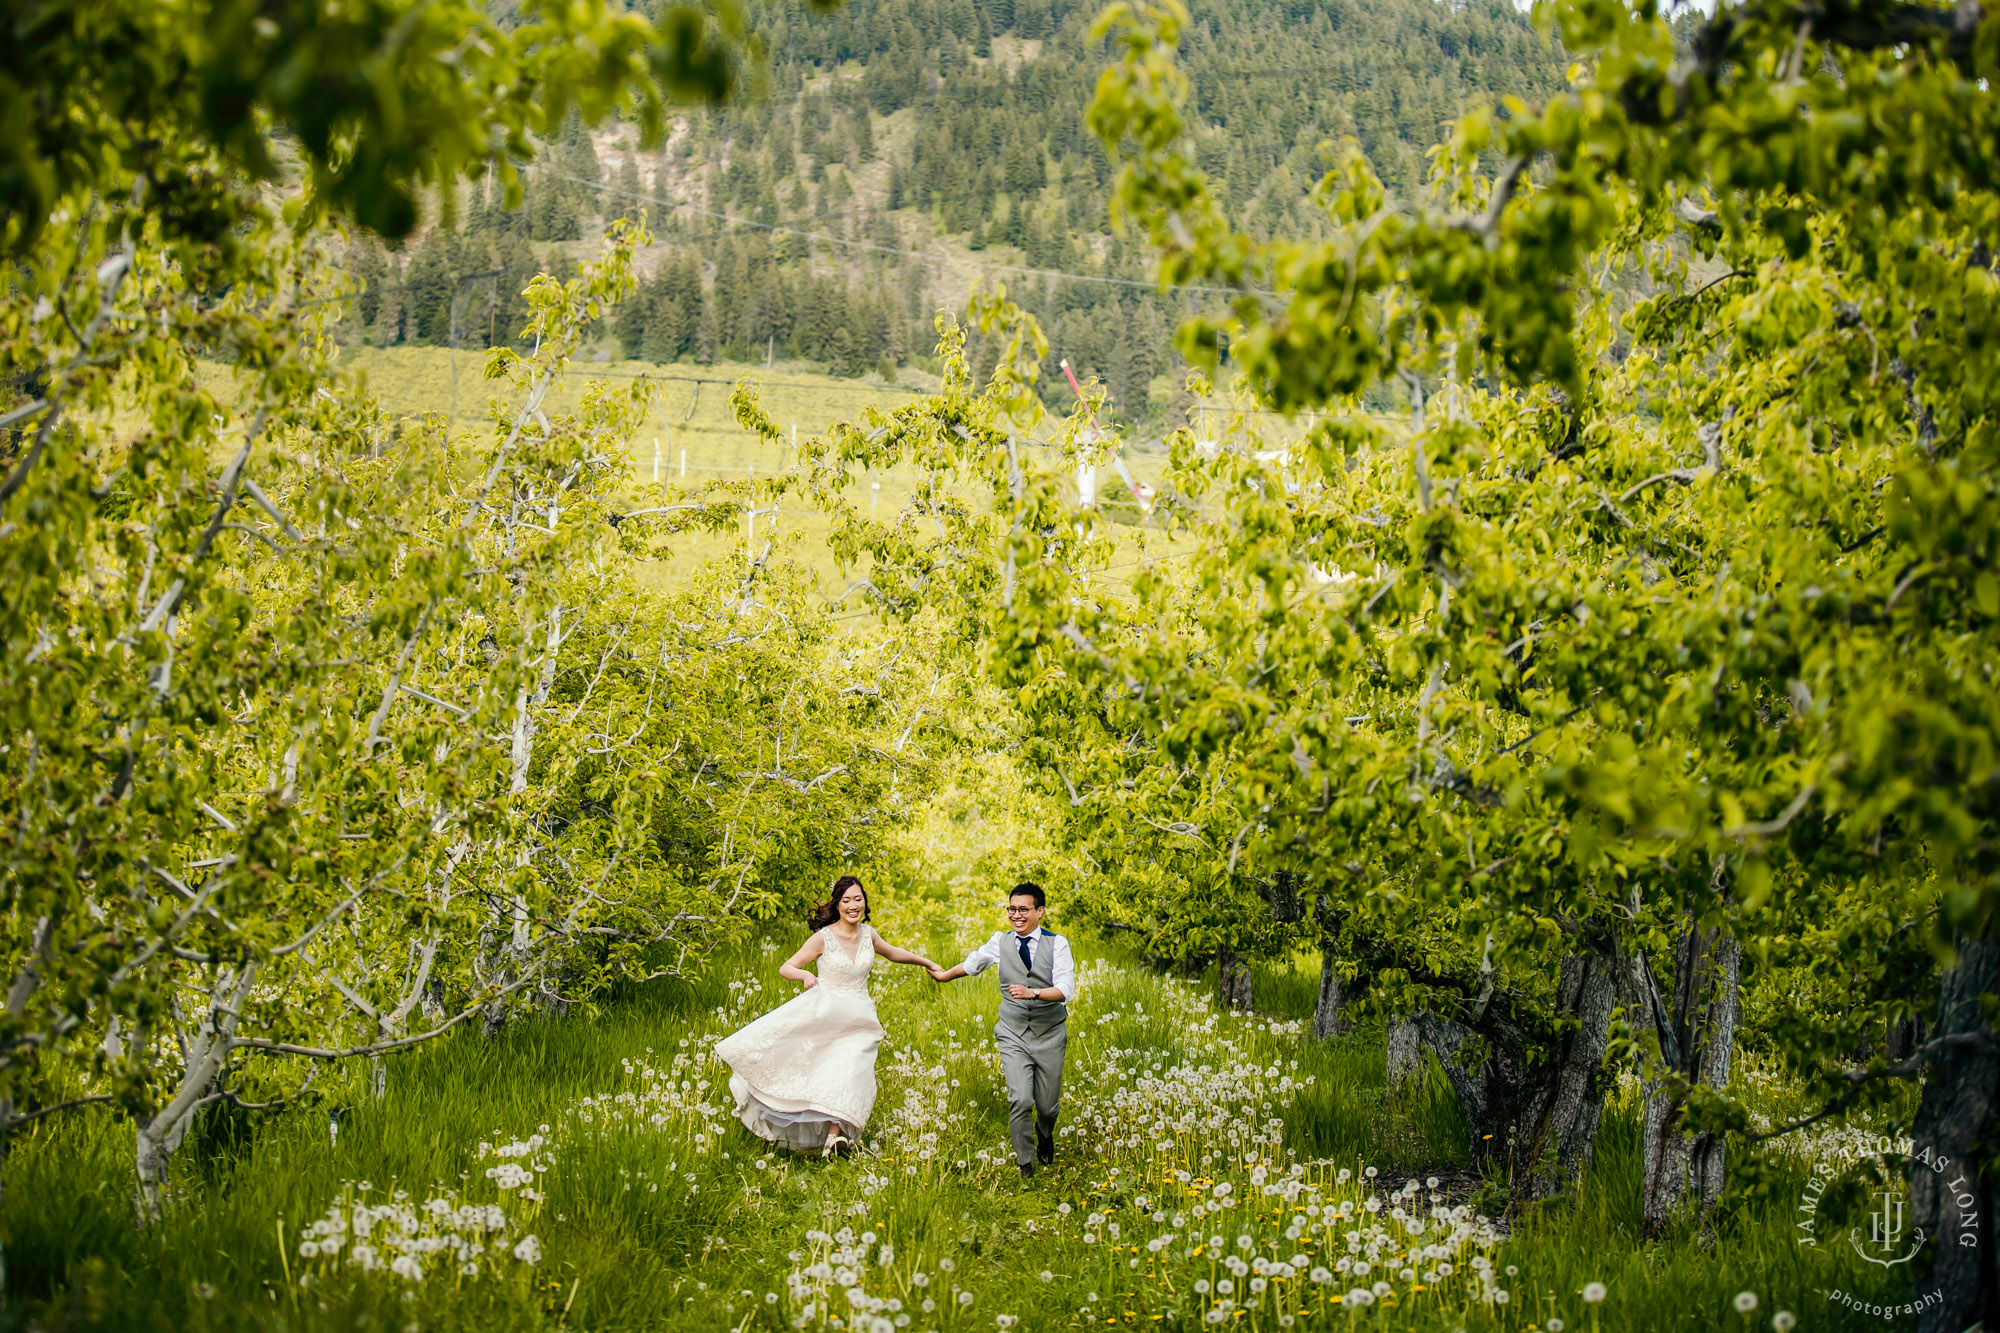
{"left": 778, "top": 933, "right": 826, "bottom": 989}
{"left": 868, "top": 928, "right": 939, "bottom": 973}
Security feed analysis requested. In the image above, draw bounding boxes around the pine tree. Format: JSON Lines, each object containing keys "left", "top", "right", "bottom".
{"left": 846, "top": 102, "right": 875, "bottom": 165}
{"left": 617, "top": 267, "right": 656, "bottom": 358}
{"left": 493, "top": 229, "right": 540, "bottom": 349}
{"left": 348, "top": 238, "right": 386, "bottom": 335}
{"left": 825, "top": 324, "right": 857, "bottom": 378}
{"left": 616, "top": 150, "right": 643, "bottom": 214}
{"left": 371, "top": 267, "right": 406, "bottom": 347}
{"left": 558, "top": 109, "right": 602, "bottom": 183}
{"left": 403, "top": 232, "right": 454, "bottom": 345}
{"left": 696, "top": 301, "right": 718, "bottom": 364}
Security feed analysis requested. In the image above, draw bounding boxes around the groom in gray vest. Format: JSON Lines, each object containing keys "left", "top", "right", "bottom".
{"left": 930, "top": 882, "right": 1075, "bottom": 1178}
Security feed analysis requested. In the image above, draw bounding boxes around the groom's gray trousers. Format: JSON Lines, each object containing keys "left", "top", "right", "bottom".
{"left": 993, "top": 940, "right": 1066, "bottom": 1167}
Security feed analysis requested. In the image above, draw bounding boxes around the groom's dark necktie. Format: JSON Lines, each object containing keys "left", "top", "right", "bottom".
{"left": 1017, "top": 934, "right": 1034, "bottom": 973}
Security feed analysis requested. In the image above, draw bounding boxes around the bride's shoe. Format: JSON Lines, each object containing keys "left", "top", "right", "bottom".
{"left": 824, "top": 1132, "right": 852, "bottom": 1158}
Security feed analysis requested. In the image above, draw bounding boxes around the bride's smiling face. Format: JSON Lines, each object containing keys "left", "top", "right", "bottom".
{"left": 837, "top": 885, "right": 867, "bottom": 924}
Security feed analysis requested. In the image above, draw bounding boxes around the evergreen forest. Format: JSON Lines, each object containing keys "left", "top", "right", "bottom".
{"left": 345, "top": 0, "right": 1566, "bottom": 425}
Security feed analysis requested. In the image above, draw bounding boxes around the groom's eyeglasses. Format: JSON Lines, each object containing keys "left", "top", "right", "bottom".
{"left": 1004, "top": 906, "right": 1037, "bottom": 915}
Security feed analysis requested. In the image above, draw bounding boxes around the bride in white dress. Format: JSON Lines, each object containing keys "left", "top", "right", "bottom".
{"left": 714, "top": 875, "right": 942, "bottom": 1154}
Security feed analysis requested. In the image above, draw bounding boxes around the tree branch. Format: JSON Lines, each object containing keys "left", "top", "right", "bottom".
{"left": 1746, "top": 1031, "right": 2000, "bottom": 1143}
{"left": 3, "top": 1093, "right": 115, "bottom": 1128}
{"left": 232, "top": 977, "right": 533, "bottom": 1059}
{"left": 1443, "top": 156, "right": 1528, "bottom": 243}
{"left": 1725, "top": 781, "right": 1819, "bottom": 839}
{"left": 138, "top": 415, "right": 265, "bottom": 633}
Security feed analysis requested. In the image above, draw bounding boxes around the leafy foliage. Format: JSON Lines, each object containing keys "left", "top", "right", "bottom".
{"left": 2, "top": 0, "right": 747, "bottom": 253}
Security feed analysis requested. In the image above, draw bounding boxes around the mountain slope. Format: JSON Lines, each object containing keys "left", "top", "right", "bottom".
{"left": 340, "top": 0, "right": 1566, "bottom": 427}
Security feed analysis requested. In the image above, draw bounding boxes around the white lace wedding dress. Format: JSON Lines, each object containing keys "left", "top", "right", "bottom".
{"left": 714, "top": 924, "right": 884, "bottom": 1151}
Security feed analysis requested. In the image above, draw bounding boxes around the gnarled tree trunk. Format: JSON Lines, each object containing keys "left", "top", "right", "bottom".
{"left": 133, "top": 962, "right": 257, "bottom": 1220}
{"left": 1217, "top": 950, "right": 1253, "bottom": 1011}
{"left": 1387, "top": 1014, "right": 1436, "bottom": 1088}
{"left": 1911, "top": 934, "right": 1999, "bottom": 1333}
{"left": 1314, "top": 948, "right": 1352, "bottom": 1039}
{"left": 483, "top": 608, "right": 561, "bottom": 1039}
{"left": 1312, "top": 895, "right": 1355, "bottom": 1039}
{"left": 1637, "top": 918, "right": 1741, "bottom": 1239}
{"left": 1887, "top": 1013, "right": 1926, "bottom": 1061}
{"left": 1412, "top": 938, "right": 1623, "bottom": 1205}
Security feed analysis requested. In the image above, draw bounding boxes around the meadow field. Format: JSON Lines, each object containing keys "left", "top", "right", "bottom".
{"left": 2, "top": 867, "right": 1919, "bottom": 1333}
{"left": 209, "top": 346, "right": 1304, "bottom": 599}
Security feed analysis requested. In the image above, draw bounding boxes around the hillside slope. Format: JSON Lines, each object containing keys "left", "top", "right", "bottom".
{"left": 337, "top": 0, "right": 1565, "bottom": 428}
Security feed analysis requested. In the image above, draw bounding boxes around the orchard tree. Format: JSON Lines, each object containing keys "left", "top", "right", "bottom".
{"left": 3, "top": 206, "right": 953, "bottom": 1229}
{"left": 1067, "top": 0, "right": 1995, "bottom": 1320}
{"left": 1, "top": 0, "right": 959, "bottom": 1244}
{"left": 3, "top": 0, "right": 750, "bottom": 255}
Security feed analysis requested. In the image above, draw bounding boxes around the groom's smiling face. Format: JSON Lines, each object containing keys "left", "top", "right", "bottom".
{"left": 1005, "top": 895, "right": 1044, "bottom": 935}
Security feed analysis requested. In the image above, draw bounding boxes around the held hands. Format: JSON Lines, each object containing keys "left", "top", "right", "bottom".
{"left": 924, "top": 963, "right": 949, "bottom": 982}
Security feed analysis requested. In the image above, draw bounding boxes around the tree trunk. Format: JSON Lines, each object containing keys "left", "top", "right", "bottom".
{"left": 1313, "top": 945, "right": 1352, "bottom": 1039}
{"left": 133, "top": 963, "right": 256, "bottom": 1220}
{"left": 1382, "top": 1012, "right": 1452, "bottom": 1158}
{"left": 1638, "top": 920, "right": 1742, "bottom": 1239}
{"left": 1912, "top": 934, "right": 2000, "bottom": 1333}
{"left": 1887, "top": 1013, "right": 1925, "bottom": 1062}
{"left": 484, "top": 610, "right": 559, "bottom": 1038}
{"left": 482, "top": 884, "right": 532, "bottom": 1038}
{"left": 1412, "top": 940, "right": 1622, "bottom": 1205}
{"left": 1524, "top": 947, "right": 1623, "bottom": 1198}
{"left": 1217, "top": 950, "right": 1252, "bottom": 1011}
{"left": 1386, "top": 1015, "right": 1430, "bottom": 1089}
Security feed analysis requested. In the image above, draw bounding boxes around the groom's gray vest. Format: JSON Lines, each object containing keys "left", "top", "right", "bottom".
{"left": 995, "top": 930, "right": 1067, "bottom": 1038}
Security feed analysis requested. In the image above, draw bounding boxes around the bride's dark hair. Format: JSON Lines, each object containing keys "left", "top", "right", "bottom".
{"left": 806, "top": 874, "right": 869, "bottom": 930}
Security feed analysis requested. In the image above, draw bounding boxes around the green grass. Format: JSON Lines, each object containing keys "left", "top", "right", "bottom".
{"left": 2, "top": 888, "right": 1934, "bottom": 1332}
{"left": 189, "top": 346, "right": 1212, "bottom": 600}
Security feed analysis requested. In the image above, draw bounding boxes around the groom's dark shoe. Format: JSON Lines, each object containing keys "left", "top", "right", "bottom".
{"left": 1036, "top": 1131, "right": 1055, "bottom": 1166}
{"left": 1017, "top": 1162, "right": 1035, "bottom": 1180}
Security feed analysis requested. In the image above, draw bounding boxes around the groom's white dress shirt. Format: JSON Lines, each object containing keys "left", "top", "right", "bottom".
{"left": 961, "top": 929, "right": 1076, "bottom": 1002}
